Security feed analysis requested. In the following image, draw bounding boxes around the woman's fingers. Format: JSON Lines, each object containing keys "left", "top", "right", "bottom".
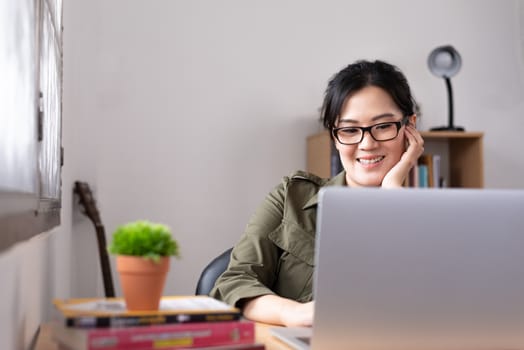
{"left": 404, "top": 126, "right": 424, "bottom": 164}
{"left": 381, "top": 126, "right": 425, "bottom": 188}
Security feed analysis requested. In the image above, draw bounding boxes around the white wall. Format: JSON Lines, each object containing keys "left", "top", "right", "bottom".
{"left": 79, "top": 0, "right": 524, "bottom": 298}
{"left": 1, "top": 1, "right": 523, "bottom": 348}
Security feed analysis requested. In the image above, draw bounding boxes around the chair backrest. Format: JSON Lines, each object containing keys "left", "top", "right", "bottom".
{"left": 195, "top": 247, "right": 233, "bottom": 295}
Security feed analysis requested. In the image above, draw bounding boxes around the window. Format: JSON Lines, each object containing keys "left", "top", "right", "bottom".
{"left": 0, "top": 0, "right": 63, "bottom": 251}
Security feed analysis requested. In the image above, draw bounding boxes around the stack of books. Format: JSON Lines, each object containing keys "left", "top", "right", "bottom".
{"left": 50, "top": 295, "right": 265, "bottom": 350}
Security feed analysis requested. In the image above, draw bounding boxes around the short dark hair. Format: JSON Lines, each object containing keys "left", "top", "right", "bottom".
{"left": 321, "top": 60, "right": 417, "bottom": 130}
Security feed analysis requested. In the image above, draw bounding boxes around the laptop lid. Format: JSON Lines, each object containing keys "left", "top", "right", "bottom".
{"left": 311, "top": 187, "right": 524, "bottom": 350}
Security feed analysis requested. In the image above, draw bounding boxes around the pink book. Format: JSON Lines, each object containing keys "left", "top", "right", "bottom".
{"left": 52, "top": 320, "right": 255, "bottom": 350}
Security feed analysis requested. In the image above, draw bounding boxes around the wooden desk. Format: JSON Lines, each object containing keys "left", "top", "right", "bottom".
{"left": 32, "top": 324, "right": 56, "bottom": 350}
{"left": 34, "top": 322, "right": 293, "bottom": 350}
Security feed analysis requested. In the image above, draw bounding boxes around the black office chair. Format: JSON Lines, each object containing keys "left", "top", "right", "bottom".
{"left": 195, "top": 247, "right": 233, "bottom": 295}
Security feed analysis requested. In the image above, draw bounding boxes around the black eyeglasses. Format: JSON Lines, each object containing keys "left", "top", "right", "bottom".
{"left": 332, "top": 117, "right": 409, "bottom": 145}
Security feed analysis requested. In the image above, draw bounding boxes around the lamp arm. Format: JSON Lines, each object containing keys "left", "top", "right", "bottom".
{"left": 445, "top": 77, "right": 454, "bottom": 129}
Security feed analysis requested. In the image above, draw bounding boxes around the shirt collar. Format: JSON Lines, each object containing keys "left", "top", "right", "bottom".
{"left": 302, "top": 171, "right": 347, "bottom": 210}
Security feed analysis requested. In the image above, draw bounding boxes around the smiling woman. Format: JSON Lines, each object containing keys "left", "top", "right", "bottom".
{"left": 0, "top": 0, "right": 63, "bottom": 252}
{"left": 210, "top": 60, "right": 424, "bottom": 327}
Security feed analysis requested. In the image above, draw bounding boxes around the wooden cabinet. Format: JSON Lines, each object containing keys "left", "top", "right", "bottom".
{"left": 306, "top": 131, "right": 335, "bottom": 179}
{"left": 306, "top": 131, "right": 484, "bottom": 188}
{"left": 420, "top": 131, "right": 484, "bottom": 188}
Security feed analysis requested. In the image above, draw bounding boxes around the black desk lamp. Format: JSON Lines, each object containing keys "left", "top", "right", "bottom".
{"left": 428, "top": 45, "right": 464, "bottom": 131}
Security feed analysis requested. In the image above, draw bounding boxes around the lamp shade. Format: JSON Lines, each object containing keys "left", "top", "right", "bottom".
{"left": 428, "top": 45, "right": 462, "bottom": 78}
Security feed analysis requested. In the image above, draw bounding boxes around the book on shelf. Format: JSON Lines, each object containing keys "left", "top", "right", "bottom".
{"left": 418, "top": 164, "right": 429, "bottom": 188}
{"left": 51, "top": 320, "right": 256, "bottom": 350}
{"left": 411, "top": 163, "right": 419, "bottom": 187}
{"left": 407, "top": 153, "right": 443, "bottom": 188}
{"left": 432, "top": 154, "right": 441, "bottom": 188}
{"left": 53, "top": 295, "right": 241, "bottom": 328}
{"left": 418, "top": 154, "right": 433, "bottom": 187}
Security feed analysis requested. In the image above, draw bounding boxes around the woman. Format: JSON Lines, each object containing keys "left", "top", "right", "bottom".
{"left": 210, "top": 60, "right": 424, "bottom": 327}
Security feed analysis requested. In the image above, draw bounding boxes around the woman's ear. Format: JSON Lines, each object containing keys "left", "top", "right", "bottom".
{"left": 408, "top": 114, "right": 417, "bottom": 127}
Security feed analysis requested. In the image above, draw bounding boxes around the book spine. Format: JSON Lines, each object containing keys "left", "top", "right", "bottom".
{"left": 85, "top": 321, "right": 255, "bottom": 350}
{"left": 66, "top": 312, "right": 241, "bottom": 328}
{"left": 412, "top": 164, "right": 419, "bottom": 187}
{"left": 425, "top": 154, "right": 434, "bottom": 188}
{"left": 418, "top": 165, "right": 428, "bottom": 188}
{"left": 432, "top": 154, "right": 441, "bottom": 188}
{"left": 418, "top": 154, "right": 433, "bottom": 188}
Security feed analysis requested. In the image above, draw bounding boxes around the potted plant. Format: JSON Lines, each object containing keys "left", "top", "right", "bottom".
{"left": 108, "top": 220, "right": 180, "bottom": 310}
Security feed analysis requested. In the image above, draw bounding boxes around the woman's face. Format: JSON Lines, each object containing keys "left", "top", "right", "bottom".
{"left": 334, "top": 85, "right": 411, "bottom": 187}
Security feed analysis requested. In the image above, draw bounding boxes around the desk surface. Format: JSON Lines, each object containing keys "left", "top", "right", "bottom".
{"left": 35, "top": 322, "right": 293, "bottom": 350}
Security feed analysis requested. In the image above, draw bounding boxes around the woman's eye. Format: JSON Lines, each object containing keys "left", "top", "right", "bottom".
{"left": 375, "top": 123, "right": 394, "bottom": 131}
{"left": 340, "top": 128, "right": 360, "bottom": 135}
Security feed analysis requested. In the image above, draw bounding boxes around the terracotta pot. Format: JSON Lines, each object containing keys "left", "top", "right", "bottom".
{"left": 116, "top": 255, "right": 170, "bottom": 311}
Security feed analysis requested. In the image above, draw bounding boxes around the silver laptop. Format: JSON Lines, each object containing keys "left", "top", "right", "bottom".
{"left": 271, "top": 187, "right": 524, "bottom": 350}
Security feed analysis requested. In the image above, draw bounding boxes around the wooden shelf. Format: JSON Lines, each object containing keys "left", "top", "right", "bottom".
{"left": 306, "top": 130, "right": 484, "bottom": 188}
{"left": 420, "top": 131, "right": 484, "bottom": 188}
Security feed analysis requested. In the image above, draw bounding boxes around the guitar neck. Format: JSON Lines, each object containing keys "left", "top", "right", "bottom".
{"left": 74, "top": 181, "right": 115, "bottom": 298}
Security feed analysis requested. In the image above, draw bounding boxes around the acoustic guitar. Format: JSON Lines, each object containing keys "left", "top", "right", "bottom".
{"left": 73, "top": 181, "right": 115, "bottom": 297}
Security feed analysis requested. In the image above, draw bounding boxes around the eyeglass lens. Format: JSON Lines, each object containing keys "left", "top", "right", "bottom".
{"left": 336, "top": 121, "right": 402, "bottom": 145}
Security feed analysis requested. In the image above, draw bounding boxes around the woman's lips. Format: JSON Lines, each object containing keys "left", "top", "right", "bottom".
{"left": 357, "top": 155, "right": 385, "bottom": 167}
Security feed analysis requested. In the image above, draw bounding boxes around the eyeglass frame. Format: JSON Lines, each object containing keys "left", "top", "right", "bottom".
{"left": 331, "top": 116, "right": 410, "bottom": 145}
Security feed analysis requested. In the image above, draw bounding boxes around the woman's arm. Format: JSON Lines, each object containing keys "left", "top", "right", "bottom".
{"left": 211, "top": 174, "right": 318, "bottom": 326}
{"left": 210, "top": 182, "right": 287, "bottom": 305}
{"left": 243, "top": 295, "right": 314, "bottom": 327}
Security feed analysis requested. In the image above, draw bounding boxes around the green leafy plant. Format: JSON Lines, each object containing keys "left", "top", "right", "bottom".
{"left": 108, "top": 220, "right": 180, "bottom": 262}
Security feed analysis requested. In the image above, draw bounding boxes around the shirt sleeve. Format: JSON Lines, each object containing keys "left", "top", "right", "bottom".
{"left": 209, "top": 179, "right": 287, "bottom": 307}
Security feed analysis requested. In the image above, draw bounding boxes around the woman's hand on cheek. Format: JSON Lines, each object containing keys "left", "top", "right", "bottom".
{"left": 381, "top": 125, "right": 424, "bottom": 188}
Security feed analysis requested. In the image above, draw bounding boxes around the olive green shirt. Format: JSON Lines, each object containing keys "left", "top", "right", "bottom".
{"left": 210, "top": 170, "right": 347, "bottom": 307}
